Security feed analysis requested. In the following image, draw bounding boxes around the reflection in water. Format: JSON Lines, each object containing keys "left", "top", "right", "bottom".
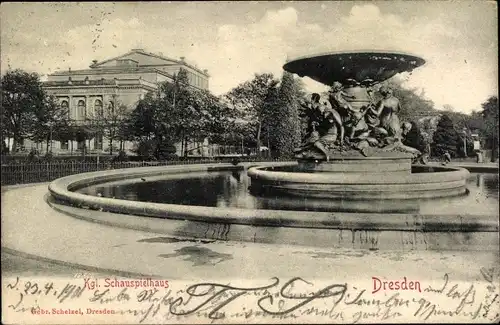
{"left": 477, "top": 174, "right": 484, "bottom": 188}
{"left": 482, "top": 174, "right": 499, "bottom": 197}
{"left": 78, "top": 171, "right": 498, "bottom": 216}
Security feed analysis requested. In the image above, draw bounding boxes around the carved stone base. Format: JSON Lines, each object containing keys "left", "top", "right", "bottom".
{"left": 294, "top": 147, "right": 412, "bottom": 160}
{"left": 297, "top": 151, "right": 413, "bottom": 174}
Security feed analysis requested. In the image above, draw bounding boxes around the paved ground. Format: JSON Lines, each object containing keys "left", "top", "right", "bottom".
{"left": 1, "top": 176, "right": 499, "bottom": 324}
{"left": 1, "top": 183, "right": 498, "bottom": 282}
{"left": 1, "top": 250, "right": 113, "bottom": 278}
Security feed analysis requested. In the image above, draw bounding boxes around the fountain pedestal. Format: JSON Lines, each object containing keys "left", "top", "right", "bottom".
{"left": 248, "top": 162, "right": 469, "bottom": 200}
{"left": 297, "top": 151, "right": 412, "bottom": 176}
{"left": 248, "top": 51, "right": 470, "bottom": 202}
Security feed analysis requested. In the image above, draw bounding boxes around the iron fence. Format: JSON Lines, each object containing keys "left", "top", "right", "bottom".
{"left": 0, "top": 157, "right": 287, "bottom": 186}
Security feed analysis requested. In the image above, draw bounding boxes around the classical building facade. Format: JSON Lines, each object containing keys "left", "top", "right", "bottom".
{"left": 34, "top": 48, "right": 210, "bottom": 155}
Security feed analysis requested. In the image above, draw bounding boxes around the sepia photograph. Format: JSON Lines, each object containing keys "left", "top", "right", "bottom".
{"left": 1, "top": 1, "right": 499, "bottom": 323}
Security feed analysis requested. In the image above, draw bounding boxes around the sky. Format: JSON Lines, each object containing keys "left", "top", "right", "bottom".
{"left": 1, "top": 1, "right": 497, "bottom": 113}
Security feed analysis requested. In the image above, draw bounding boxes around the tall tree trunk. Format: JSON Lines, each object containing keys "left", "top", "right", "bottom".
{"left": 109, "top": 137, "right": 113, "bottom": 155}
{"left": 256, "top": 120, "right": 262, "bottom": 156}
{"left": 491, "top": 137, "right": 498, "bottom": 162}
{"left": 180, "top": 133, "right": 184, "bottom": 157}
{"left": 12, "top": 134, "right": 18, "bottom": 153}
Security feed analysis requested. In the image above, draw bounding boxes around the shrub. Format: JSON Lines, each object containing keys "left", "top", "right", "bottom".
{"left": 132, "top": 139, "right": 156, "bottom": 160}
{"left": 112, "top": 150, "right": 129, "bottom": 162}
{"left": 156, "top": 143, "right": 177, "bottom": 160}
{"left": 26, "top": 149, "right": 41, "bottom": 162}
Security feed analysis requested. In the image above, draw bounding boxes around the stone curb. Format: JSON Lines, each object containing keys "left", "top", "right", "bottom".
{"left": 48, "top": 195, "right": 498, "bottom": 233}
{"left": 47, "top": 163, "right": 498, "bottom": 233}
{"left": 47, "top": 197, "right": 499, "bottom": 252}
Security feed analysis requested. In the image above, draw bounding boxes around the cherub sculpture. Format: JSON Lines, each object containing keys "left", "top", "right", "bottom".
{"left": 328, "top": 81, "right": 370, "bottom": 140}
{"left": 295, "top": 93, "right": 344, "bottom": 161}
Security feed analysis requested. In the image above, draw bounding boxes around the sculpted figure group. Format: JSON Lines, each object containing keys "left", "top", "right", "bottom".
{"left": 296, "top": 82, "right": 423, "bottom": 161}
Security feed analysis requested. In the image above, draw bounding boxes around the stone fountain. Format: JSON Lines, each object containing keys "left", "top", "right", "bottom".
{"left": 44, "top": 53, "right": 495, "bottom": 253}
{"left": 248, "top": 51, "right": 470, "bottom": 200}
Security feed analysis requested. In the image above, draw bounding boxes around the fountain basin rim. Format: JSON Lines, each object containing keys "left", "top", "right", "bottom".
{"left": 48, "top": 195, "right": 499, "bottom": 234}
{"left": 285, "top": 49, "right": 426, "bottom": 65}
{"left": 248, "top": 164, "right": 470, "bottom": 184}
{"left": 47, "top": 163, "right": 495, "bottom": 234}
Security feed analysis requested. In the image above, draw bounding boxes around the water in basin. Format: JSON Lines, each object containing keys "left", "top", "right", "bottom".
{"left": 76, "top": 169, "right": 498, "bottom": 216}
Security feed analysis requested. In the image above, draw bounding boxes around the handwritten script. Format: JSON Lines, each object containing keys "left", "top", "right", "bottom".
{"left": 3, "top": 272, "right": 499, "bottom": 324}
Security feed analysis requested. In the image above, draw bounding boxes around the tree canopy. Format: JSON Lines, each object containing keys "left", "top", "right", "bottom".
{"left": 432, "top": 114, "right": 459, "bottom": 157}
{"left": 271, "top": 72, "right": 303, "bottom": 157}
{"left": 480, "top": 96, "right": 498, "bottom": 161}
{"left": 1, "top": 69, "right": 69, "bottom": 152}
{"left": 123, "top": 68, "right": 234, "bottom": 159}
{"left": 224, "top": 73, "right": 279, "bottom": 152}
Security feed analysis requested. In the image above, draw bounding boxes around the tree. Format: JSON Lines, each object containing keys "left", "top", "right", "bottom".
{"left": 87, "top": 100, "right": 129, "bottom": 155}
{"left": 125, "top": 68, "right": 234, "bottom": 159}
{"left": 480, "top": 96, "right": 498, "bottom": 162}
{"left": 403, "top": 121, "right": 426, "bottom": 153}
{"left": 158, "top": 68, "right": 195, "bottom": 156}
{"left": 383, "top": 80, "right": 436, "bottom": 122}
{"left": 123, "top": 92, "right": 158, "bottom": 142}
{"left": 432, "top": 114, "right": 459, "bottom": 157}
{"left": 260, "top": 82, "right": 280, "bottom": 153}
{"left": 225, "top": 73, "right": 279, "bottom": 153}
{"left": 1, "top": 69, "right": 46, "bottom": 152}
{"left": 272, "top": 72, "right": 302, "bottom": 158}
{"left": 417, "top": 115, "right": 440, "bottom": 154}
{"left": 192, "top": 91, "right": 235, "bottom": 145}
{"left": 29, "top": 95, "right": 70, "bottom": 153}
{"left": 105, "top": 103, "right": 129, "bottom": 154}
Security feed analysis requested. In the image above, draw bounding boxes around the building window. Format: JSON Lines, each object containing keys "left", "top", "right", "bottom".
{"left": 94, "top": 99, "right": 103, "bottom": 118}
{"left": 61, "top": 100, "right": 69, "bottom": 117}
{"left": 94, "top": 134, "right": 103, "bottom": 150}
{"left": 60, "top": 140, "right": 69, "bottom": 150}
{"left": 77, "top": 100, "right": 86, "bottom": 120}
{"left": 77, "top": 140, "right": 85, "bottom": 150}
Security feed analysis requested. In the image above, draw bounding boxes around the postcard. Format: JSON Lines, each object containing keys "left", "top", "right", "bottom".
{"left": 1, "top": 1, "right": 499, "bottom": 324}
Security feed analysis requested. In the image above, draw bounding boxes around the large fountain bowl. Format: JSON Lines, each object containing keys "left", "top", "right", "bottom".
{"left": 283, "top": 51, "right": 425, "bottom": 85}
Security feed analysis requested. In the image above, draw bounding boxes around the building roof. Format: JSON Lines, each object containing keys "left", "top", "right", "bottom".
{"left": 48, "top": 66, "right": 174, "bottom": 78}
{"left": 89, "top": 48, "right": 210, "bottom": 77}
{"left": 42, "top": 78, "right": 159, "bottom": 92}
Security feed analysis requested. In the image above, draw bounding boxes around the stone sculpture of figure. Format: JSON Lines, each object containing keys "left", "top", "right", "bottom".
{"left": 354, "top": 120, "right": 423, "bottom": 158}
{"left": 379, "top": 121, "right": 422, "bottom": 159}
{"left": 299, "top": 93, "right": 323, "bottom": 135}
{"left": 329, "top": 81, "right": 355, "bottom": 118}
{"left": 295, "top": 93, "right": 324, "bottom": 154}
{"left": 328, "top": 81, "right": 370, "bottom": 140}
{"left": 364, "top": 88, "right": 385, "bottom": 133}
{"left": 374, "top": 85, "right": 402, "bottom": 137}
{"left": 314, "top": 105, "right": 344, "bottom": 161}
{"left": 295, "top": 93, "right": 344, "bottom": 161}
{"left": 328, "top": 81, "right": 356, "bottom": 123}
